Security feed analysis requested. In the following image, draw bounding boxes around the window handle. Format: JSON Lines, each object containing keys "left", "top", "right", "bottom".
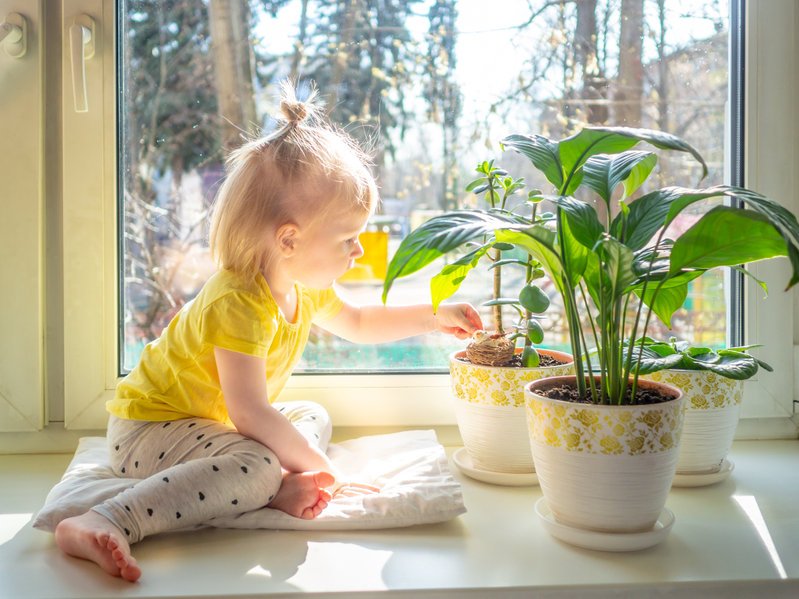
{"left": 69, "top": 15, "right": 95, "bottom": 113}
{"left": 1, "top": 12, "right": 27, "bottom": 58}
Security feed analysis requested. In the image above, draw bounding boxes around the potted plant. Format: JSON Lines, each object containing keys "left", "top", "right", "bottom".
{"left": 383, "top": 161, "right": 573, "bottom": 481}
{"left": 632, "top": 337, "right": 772, "bottom": 485}
{"left": 385, "top": 125, "right": 799, "bottom": 549}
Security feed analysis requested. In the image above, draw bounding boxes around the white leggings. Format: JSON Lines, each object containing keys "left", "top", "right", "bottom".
{"left": 92, "top": 401, "right": 332, "bottom": 544}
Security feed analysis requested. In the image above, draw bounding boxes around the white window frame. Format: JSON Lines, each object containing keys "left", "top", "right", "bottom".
{"left": 1, "top": 0, "right": 796, "bottom": 451}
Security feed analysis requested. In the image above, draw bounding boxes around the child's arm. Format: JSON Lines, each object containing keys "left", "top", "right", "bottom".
{"left": 318, "top": 301, "right": 484, "bottom": 344}
{"left": 214, "top": 346, "right": 337, "bottom": 477}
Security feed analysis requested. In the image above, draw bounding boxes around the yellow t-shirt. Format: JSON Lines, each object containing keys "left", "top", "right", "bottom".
{"left": 107, "top": 269, "right": 344, "bottom": 423}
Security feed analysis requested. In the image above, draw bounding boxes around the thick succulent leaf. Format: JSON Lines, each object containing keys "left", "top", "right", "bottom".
{"left": 430, "top": 244, "right": 492, "bottom": 312}
{"left": 382, "top": 210, "right": 525, "bottom": 302}
{"left": 551, "top": 196, "right": 605, "bottom": 249}
{"left": 670, "top": 206, "right": 788, "bottom": 275}
{"left": 582, "top": 151, "right": 657, "bottom": 205}
{"left": 685, "top": 350, "right": 759, "bottom": 380}
{"left": 501, "top": 134, "right": 563, "bottom": 191}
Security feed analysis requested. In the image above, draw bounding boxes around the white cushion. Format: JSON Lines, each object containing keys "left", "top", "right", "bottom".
{"left": 33, "top": 430, "right": 465, "bottom": 532}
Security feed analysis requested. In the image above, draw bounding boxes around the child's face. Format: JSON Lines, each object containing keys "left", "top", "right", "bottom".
{"left": 289, "top": 208, "right": 369, "bottom": 288}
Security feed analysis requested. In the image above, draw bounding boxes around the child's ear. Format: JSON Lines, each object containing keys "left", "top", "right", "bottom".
{"left": 276, "top": 223, "right": 299, "bottom": 256}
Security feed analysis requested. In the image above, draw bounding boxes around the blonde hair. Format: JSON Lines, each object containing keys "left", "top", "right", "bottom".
{"left": 209, "top": 81, "right": 379, "bottom": 278}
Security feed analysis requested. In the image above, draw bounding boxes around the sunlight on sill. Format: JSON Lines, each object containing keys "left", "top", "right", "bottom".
{"left": 288, "top": 542, "right": 393, "bottom": 591}
{"left": 246, "top": 564, "right": 273, "bottom": 578}
{"left": 0, "top": 513, "right": 32, "bottom": 546}
{"left": 733, "top": 495, "right": 787, "bottom": 579}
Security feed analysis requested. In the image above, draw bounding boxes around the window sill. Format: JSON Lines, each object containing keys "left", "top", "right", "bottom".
{"left": 1, "top": 439, "right": 798, "bottom": 598}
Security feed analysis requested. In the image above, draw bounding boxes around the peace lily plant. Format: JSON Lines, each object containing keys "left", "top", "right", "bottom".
{"left": 383, "top": 125, "right": 799, "bottom": 536}
{"left": 383, "top": 126, "right": 799, "bottom": 406}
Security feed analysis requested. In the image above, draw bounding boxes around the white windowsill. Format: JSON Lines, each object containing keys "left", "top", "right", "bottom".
{"left": 1, "top": 438, "right": 797, "bottom": 598}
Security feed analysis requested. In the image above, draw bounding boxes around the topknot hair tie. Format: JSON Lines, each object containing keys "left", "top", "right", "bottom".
{"left": 280, "top": 99, "right": 308, "bottom": 125}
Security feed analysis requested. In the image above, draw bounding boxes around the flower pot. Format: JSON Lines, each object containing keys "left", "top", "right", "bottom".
{"left": 645, "top": 369, "right": 742, "bottom": 478}
{"left": 450, "top": 348, "right": 573, "bottom": 474}
{"left": 525, "top": 375, "right": 684, "bottom": 535}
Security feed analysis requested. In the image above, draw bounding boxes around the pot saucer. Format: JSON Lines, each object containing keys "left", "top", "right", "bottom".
{"left": 452, "top": 447, "right": 538, "bottom": 486}
{"left": 535, "top": 498, "right": 675, "bottom": 552}
{"left": 672, "top": 459, "right": 734, "bottom": 488}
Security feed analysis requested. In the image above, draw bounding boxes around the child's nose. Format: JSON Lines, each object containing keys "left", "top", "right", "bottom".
{"left": 352, "top": 240, "right": 365, "bottom": 259}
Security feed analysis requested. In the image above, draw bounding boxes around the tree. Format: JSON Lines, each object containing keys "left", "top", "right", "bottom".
{"left": 424, "top": 0, "right": 462, "bottom": 209}
{"left": 614, "top": 0, "right": 644, "bottom": 126}
{"left": 208, "top": 0, "right": 259, "bottom": 150}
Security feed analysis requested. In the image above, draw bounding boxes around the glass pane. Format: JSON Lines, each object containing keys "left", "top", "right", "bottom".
{"left": 120, "top": 0, "right": 731, "bottom": 374}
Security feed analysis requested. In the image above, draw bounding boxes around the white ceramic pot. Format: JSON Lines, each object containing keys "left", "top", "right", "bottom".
{"left": 450, "top": 348, "right": 573, "bottom": 474}
{"left": 525, "top": 375, "right": 684, "bottom": 533}
{"left": 645, "top": 369, "right": 743, "bottom": 474}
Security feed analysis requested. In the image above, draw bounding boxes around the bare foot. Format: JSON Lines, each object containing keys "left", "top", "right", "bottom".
{"left": 55, "top": 511, "right": 141, "bottom": 582}
{"left": 270, "top": 471, "right": 335, "bottom": 519}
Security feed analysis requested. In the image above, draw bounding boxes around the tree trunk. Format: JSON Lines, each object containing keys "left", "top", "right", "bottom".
{"left": 208, "top": 0, "right": 257, "bottom": 150}
{"left": 656, "top": 0, "right": 669, "bottom": 132}
{"left": 289, "top": 0, "right": 310, "bottom": 81}
{"left": 614, "top": 0, "right": 644, "bottom": 126}
{"left": 329, "top": 0, "right": 360, "bottom": 117}
{"left": 575, "top": 0, "right": 608, "bottom": 124}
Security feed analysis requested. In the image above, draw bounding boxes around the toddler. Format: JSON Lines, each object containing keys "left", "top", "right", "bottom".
{"left": 54, "top": 82, "right": 483, "bottom": 582}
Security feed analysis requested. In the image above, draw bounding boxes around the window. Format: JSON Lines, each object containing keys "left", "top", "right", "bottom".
{"left": 0, "top": 0, "right": 795, "bottom": 441}
{"left": 121, "top": 0, "right": 734, "bottom": 376}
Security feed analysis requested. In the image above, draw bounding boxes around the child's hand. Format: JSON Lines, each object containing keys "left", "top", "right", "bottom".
{"left": 434, "top": 303, "right": 484, "bottom": 340}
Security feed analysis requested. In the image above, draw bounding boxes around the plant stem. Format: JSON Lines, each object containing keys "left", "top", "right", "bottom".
{"left": 492, "top": 247, "right": 503, "bottom": 333}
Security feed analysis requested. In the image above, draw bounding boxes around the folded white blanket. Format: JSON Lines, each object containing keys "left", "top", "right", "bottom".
{"left": 33, "top": 430, "right": 466, "bottom": 532}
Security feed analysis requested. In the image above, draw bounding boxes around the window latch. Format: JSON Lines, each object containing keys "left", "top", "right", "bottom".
{"left": 0, "top": 12, "right": 26, "bottom": 59}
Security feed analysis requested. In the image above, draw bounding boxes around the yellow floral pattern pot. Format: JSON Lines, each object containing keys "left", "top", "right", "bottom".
{"left": 525, "top": 376, "right": 684, "bottom": 533}
{"left": 645, "top": 369, "right": 743, "bottom": 477}
{"left": 449, "top": 349, "right": 573, "bottom": 475}
{"left": 450, "top": 349, "right": 574, "bottom": 408}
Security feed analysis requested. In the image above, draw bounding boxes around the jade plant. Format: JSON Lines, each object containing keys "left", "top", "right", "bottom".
{"left": 385, "top": 159, "right": 552, "bottom": 367}
{"left": 383, "top": 126, "right": 799, "bottom": 404}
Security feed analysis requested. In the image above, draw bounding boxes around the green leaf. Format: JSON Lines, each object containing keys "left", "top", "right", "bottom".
{"left": 629, "top": 347, "right": 685, "bottom": 374}
{"left": 634, "top": 281, "right": 689, "bottom": 329}
{"left": 519, "top": 284, "right": 551, "bottom": 313}
{"left": 622, "top": 153, "right": 658, "bottom": 198}
{"left": 551, "top": 196, "right": 605, "bottom": 249}
{"left": 465, "top": 178, "right": 485, "bottom": 192}
{"left": 571, "top": 127, "right": 708, "bottom": 182}
{"left": 522, "top": 346, "right": 541, "bottom": 367}
{"left": 559, "top": 215, "right": 590, "bottom": 288}
{"left": 610, "top": 188, "right": 679, "bottom": 251}
{"left": 495, "top": 227, "right": 566, "bottom": 295}
{"left": 430, "top": 244, "right": 492, "bottom": 312}
{"left": 501, "top": 134, "right": 563, "bottom": 191}
{"left": 662, "top": 185, "right": 799, "bottom": 289}
{"left": 684, "top": 350, "right": 759, "bottom": 380}
{"left": 582, "top": 151, "right": 657, "bottom": 205}
{"left": 492, "top": 242, "right": 515, "bottom": 251}
{"left": 382, "top": 210, "right": 525, "bottom": 302}
{"left": 596, "top": 238, "right": 637, "bottom": 301}
{"left": 670, "top": 206, "right": 788, "bottom": 275}
{"left": 526, "top": 319, "right": 545, "bottom": 344}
